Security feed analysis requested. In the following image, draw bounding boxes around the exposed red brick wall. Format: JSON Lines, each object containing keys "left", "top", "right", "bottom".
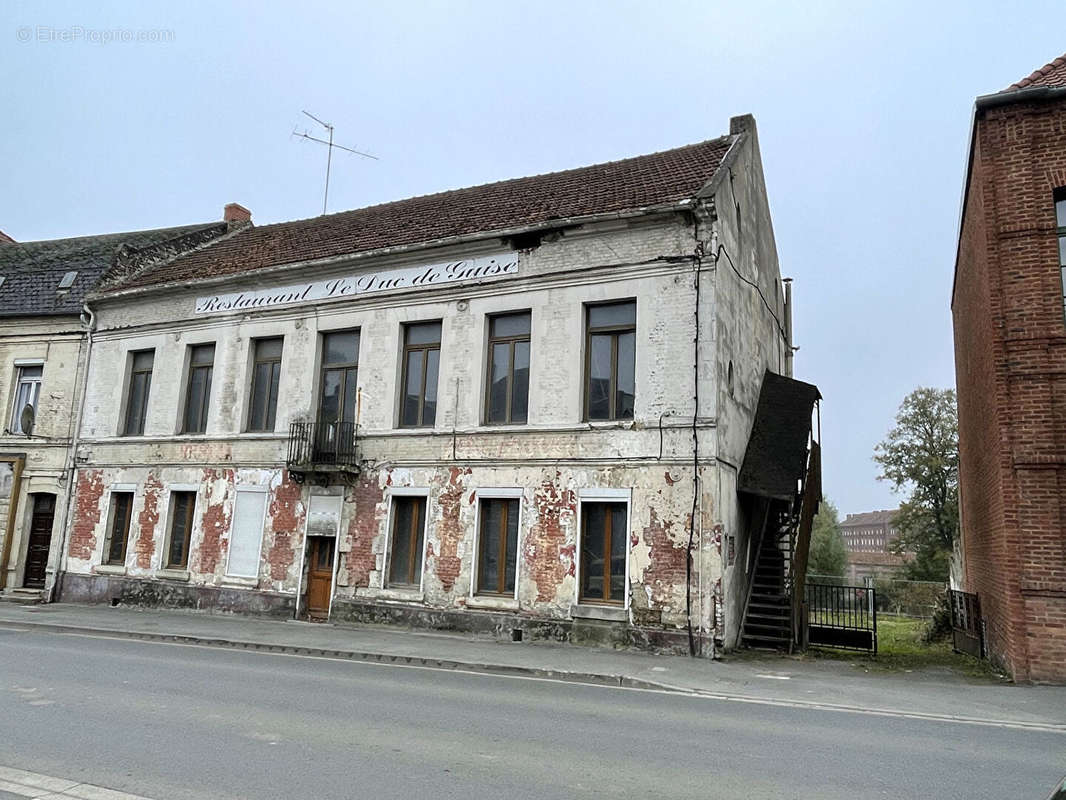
{"left": 524, "top": 473, "right": 576, "bottom": 603}
{"left": 267, "top": 471, "right": 304, "bottom": 582}
{"left": 198, "top": 468, "right": 234, "bottom": 574}
{"left": 68, "top": 470, "right": 104, "bottom": 560}
{"left": 134, "top": 473, "right": 162, "bottom": 569}
{"left": 953, "top": 94, "right": 1066, "bottom": 682}
{"left": 345, "top": 474, "right": 384, "bottom": 588}
{"left": 642, "top": 507, "right": 687, "bottom": 608}
{"left": 433, "top": 467, "right": 470, "bottom": 593}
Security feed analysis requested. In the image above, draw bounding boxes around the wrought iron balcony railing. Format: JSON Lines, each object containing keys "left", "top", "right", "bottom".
{"left": 286, "top": 421, "right": 358, "bottom": 472}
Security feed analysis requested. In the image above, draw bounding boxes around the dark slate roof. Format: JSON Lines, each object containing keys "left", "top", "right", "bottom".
{"left": 738, "top": 371, "right": 822, "bottom": 501}
{"left": 841, "top": 509, "right": 899, "bottom": 528}
{"left": 0, "top": 222, "right": 226, "bottom": 316}
{"left": 1006, "top": 52, "right": 1066, "bottom": 91}
{"left": 109, "top": 136, "right": 735, "bottom": 292}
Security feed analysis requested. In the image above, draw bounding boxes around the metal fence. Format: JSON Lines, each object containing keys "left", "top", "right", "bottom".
{"left": 949, "top": 589, "right": 984, "bottom": 659}
{"left": 805, "top": 582, "right": 877, "bottom": 653}
{"left": 287, "top": 421, "right": 358, "bottom": 469}
{"left": 808, "top": 575, "right": 944, "bottom": 618}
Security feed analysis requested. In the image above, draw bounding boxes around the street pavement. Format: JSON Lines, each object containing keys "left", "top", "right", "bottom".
{"left": 0, "top": 623, "right": 1062, "bottom": 799}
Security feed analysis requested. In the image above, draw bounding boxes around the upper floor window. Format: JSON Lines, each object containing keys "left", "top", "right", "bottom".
{"left": 401, "top": 322, "right": 441, "bottom": 427}
{"left": 123, "top": 350, "right": 154, "bottom": 436}
{"left": 1056, "top": 188, "right": 1066, "bottom": 322}
{"left": 317, "top": 331, "right": 359, "bottom": 426}
{"left": 584, "top": 301, "right": 635, "bottom": 421}
{"left": 248, "top": 337, "right": 283, "bottom": 432}
{"left": 10, "top": 364, "right": 42, "bottom": 434}
{"left": 486, "top": 311, "right": 530, "bottom": 424}
{"left": 182, "top": 344, "right": 215, "bottom": 434}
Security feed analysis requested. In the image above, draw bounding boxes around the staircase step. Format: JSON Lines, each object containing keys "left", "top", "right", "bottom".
{"left": 0, "top": 589, "right": 43, "bottom": 605}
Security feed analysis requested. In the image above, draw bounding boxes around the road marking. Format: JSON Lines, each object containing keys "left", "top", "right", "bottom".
{"left": 25, "top": 628, "right": 1066, "bottom": 736}
{"left": 755, "top": 673, "right": 791, "bottom": 680}
{"left": 0, "top": 766, "right": 154, "bottom": 799}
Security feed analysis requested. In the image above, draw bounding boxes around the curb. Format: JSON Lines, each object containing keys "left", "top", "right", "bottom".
{"left": 0, "top": 617, "right": 678, "bottom": 693}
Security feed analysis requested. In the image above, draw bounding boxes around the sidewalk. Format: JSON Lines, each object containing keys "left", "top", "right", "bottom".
{"left": 1, "top": 602, "right": 1063, "bottom": 732}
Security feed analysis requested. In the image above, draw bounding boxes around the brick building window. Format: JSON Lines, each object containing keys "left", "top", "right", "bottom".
{"left": 104, "top": 492, "right": 134, "bottom": 566}
{"left": 475, "top": 497, "right": 519, "bottom": 595}
{"left": 485, "top": 312, "right": 530, "bottom": 424}
{"left": 123, "top": 350, "right": 154, "bottom": 436}
{"left": 181, "top": 344, "right": 215, "bottom": 434}
{"left": 165, "top": 491, "right": 196, "bottom": 569}
{"left": 1056, "top": 188, "right": 1066, "bottom": 322}
{"left": 400, "top": 322, "right": 441, "bottom": 427}
{"left": 248, "top": 338, "right": 283, "bottom": 432}
{"left": 388, "top": 495, "right": 427, "bottom": 588}
{"left": 579, "top": 501, "right": 628, "bottom": 604}
{"left": 9, "top": 364, "right": 42, "bottom": 434}
{"left": 584, "top": 301, "right": 636, "bottom": 421}
{"left": 318, "top": 331, "right": 359, "bottom": 426}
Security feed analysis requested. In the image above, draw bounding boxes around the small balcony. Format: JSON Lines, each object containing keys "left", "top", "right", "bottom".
{"left": 286, "top": 421, "right": 359, "bottom": 482}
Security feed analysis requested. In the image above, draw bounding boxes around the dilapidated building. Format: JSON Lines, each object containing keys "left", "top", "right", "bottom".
{"left": 0, "top": 218, "right": 233, "bottom": 602}
{"left": 59, "top": 115, "right": 820, "bottom": 655}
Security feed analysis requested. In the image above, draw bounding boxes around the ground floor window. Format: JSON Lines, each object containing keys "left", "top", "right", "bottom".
{"left": 105, "top": 492, "right": 134, "bottom": 566}
{"left": 166, "top": 491, "right": 196, "bottom": 569}
{"left": 579, "top": 501, "right": 628, "bottom": 604}
{"left": 476, "top": 497, "right": 519, "bottom": 596}
{"left": 388, "top": 496, "right": 427, "bottom": 588}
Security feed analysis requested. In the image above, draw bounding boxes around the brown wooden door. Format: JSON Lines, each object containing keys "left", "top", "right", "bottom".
{"left": 306, "top": 537, "right": 334, "bottom": 619}
{"left": 23, "top": 494, "right": 55, "bottom": 589}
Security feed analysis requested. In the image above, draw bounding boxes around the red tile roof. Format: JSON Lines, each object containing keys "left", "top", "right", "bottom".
{"left": 110, "top": 136, "right": 733, "bottom": 292}
{"left": 1006, "top": 52, "right": 1066, "bottom": 91}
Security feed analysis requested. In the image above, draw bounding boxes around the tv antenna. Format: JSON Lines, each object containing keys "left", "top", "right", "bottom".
{"left": 292, "top": 110, "right": 378, "bottom": 215}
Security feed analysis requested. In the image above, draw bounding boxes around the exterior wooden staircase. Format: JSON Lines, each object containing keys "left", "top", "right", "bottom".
{"left": 741, "top": 521, "right": 792, "bottom": 649}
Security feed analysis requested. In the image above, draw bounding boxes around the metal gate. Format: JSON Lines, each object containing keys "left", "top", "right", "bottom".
{"left": 805, "top": 583, "right": 877, "bottom": 653}
{"left": 949, "top": 590, "right": 984, "bottom": 658}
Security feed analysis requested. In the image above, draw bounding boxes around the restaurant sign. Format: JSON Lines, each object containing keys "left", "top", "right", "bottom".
{"left": 194, "top": 252, "right": 519, "bottom": 315}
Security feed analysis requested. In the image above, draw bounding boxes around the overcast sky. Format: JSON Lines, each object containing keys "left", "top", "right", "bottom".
{"left": 3, "top": 1, "right": 1063, "bottom": 516}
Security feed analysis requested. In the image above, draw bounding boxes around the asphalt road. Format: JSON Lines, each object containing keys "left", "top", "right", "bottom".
{"left": 0, "top": 626, "right": 1061, "bottom": 800}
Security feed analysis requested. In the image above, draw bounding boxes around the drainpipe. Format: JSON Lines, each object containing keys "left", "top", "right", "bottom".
{"left": 783, "top": 278, "right": 794, "bottom": 378}
{"left": 50, "top": 303, "right": 95, "bottom": 602}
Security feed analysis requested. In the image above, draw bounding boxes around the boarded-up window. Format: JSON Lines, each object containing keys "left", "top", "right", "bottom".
{"left": 227, "top": 490, "right": 266, "bottom": 578}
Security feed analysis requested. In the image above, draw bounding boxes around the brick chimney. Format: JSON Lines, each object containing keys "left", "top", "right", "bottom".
{"left": 0, "top": 230, "right": 15, "bottom": 244}
{"left": 223, "top": 203, "right": 252, "bottom": 224}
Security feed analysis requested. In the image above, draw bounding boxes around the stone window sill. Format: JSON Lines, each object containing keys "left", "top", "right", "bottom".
{"left": 466, "top": 595, "right": 519, "bottom": 612}
{"left": 356, "top": 587, "right": 424, "bottom": 604}
{"left": 94, "top": 564, "right": 127, "bottom": 576}
{"left": 220, "top": 575, "right": 259, "bottom": 588}
{"left": 570, "top": 603, "right": 628, "bottom": 622}
{"left": 156, "top": 569, "right": 191, "bottom": 582}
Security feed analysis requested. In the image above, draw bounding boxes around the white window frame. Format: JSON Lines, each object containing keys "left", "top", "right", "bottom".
{"left": 225, "top": 486, "right": 268, "bottom": 579}
{"left": 382, "top": 487, "right": 431, "bottom": 592}
{"left": 574, "top": 487, "right": 632, "bottom": 610}
{"left": 10, "top": 361, "right": 44, "bottom": 434}
{"left": 469, "top": 488, "right": 524, "bottom": 600}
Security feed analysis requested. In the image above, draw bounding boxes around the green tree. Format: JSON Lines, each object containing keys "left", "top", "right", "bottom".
{"left": 808, "top": 497, "right": 847, "bottom": 579}
{"left": 873, "top": 387, "right": 959, "bottom": 582}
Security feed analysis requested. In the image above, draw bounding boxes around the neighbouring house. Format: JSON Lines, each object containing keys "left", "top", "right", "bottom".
{"left": 58, "top": 115, "right": 821, "bottom": 656}
{"left": 0, "top": 213, "right": 238, "bottom": 602}
{"left": 839, "top": 509, "right": 907, "bottom": 585}
{"left": 952, "top": 52, "right": 1066, "bottom": 682}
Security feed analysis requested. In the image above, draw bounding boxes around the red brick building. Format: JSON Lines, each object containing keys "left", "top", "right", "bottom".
{"left": 952, "top": 54, "right": 1066, "bottom": 683}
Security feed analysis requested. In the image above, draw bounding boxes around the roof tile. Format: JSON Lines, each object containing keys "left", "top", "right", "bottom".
{"left": 1006, "top": 52, "right": 1066, "bottom": 91}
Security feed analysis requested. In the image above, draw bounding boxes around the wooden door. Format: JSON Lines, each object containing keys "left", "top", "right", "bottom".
{"left": 306, "top": 537, "right": 334, "bottom": 619}
{"left": 23, "top": 494, "right": 55, "bottom": 589}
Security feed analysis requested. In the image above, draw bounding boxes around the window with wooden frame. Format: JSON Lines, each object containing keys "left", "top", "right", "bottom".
{"left": 584, "top": 301, "right": 635, "bottom": 421}
{"left": 1056, "top": 187, "right": 1066, "bottom": 323}
{"left": 400, "top": 322, "right": 441, "bottom": 427}
{"left": 104, "top": 492, "right": 134, "bottom": 566}
{"left": 387, "top": 496, "right": 427, "bottom": 588}
{"left": 485, "top": 312, "right": 530, "bottom": 424}
{"left": 165, "top": 491, "right": 196, "bottom": 569}
{"left": 317, "top": 330, "right": 359, "bottom": 425}
{"left": 181, "top": 344, "right": 215, "bottom": 434}
{"left": 10, "top": 364, "right": 42, "bottom": 434}
{"left": 123, "top": 350, "right": 154, "bottom": 436}
{"left": 248, "top": 337, "right": 283, "bottom": 432}
{"left": 476, "top": 497, "right": 519, "bottom": 595}
{"left": 579, "top": 501, "right": 628, "bottom": 604}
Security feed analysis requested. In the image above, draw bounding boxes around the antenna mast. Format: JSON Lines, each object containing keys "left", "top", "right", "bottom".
{"left": 292, "top": 110, "right": 378, "bottom": 215}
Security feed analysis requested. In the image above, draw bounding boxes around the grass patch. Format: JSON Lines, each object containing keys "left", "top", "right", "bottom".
{"left": 804, "top": 616, "right": 1007, "bottom": 681}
